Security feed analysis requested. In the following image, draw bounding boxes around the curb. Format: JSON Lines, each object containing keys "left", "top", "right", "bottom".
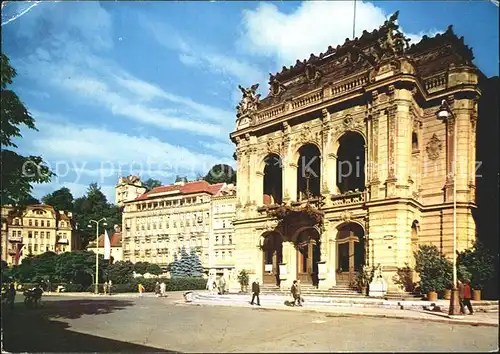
{"left": 186, "top": 301, "right": 498, "bottom": 328}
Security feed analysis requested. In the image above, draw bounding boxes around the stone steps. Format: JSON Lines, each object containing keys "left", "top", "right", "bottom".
{"left": 193, "top": 293, "right": 498, "bottom": 312}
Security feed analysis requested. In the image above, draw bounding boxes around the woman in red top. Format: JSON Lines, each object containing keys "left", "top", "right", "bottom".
{"left": 462, "top": 279, "right": 474, "bottom": 315}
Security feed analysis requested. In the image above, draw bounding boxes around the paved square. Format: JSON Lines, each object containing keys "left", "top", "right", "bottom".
{"left": 2, "top": 295, "right": 498, "bottom": 352}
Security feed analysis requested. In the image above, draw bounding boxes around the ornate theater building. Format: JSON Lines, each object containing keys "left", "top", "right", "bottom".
{"left": 230, "top": 13, "right": 487, "bottom": 292}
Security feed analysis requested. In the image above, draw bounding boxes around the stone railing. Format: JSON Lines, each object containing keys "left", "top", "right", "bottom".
{"left": 331, "top": 75, "right": 369, "bottom": 97}
{"left": 291, "top": 90, "right": 323, "bottom": 110}
{"left": 256, "top": 105, "right": 285, "bottom": 124}
{"left": 252, "top": 73, "right": 368, "bottom": 126}
{"left": 330, "top": 191, "right": 366, "bottom": 206}
{"left": 424, "top": 73, "right": 447, "bottom": 93}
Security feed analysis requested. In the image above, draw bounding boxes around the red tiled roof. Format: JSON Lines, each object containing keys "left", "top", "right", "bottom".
{"left": 134, "top": 181, "right": 225, "bottom": 201}
{"left": 91, "top": 232, "right": 122, "bottom": 248}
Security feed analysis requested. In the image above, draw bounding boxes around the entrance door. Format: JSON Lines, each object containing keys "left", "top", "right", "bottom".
{"left": 262, "top": 233, "right": 282, "bottom": 285}
{"left": 336, "top": 223, "right": 365, "bottom": 286}
{"left": 263, "top": 248, "right": 281, "bottom": 285}
{"left": 297, "top": 240, "right": 320, "bottom": 285}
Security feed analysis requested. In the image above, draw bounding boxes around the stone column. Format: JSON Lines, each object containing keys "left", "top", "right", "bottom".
{"left": 284, "top": 162, "right": 298, "bottom": 203}
{"left": 319, "top": 222, "right": 336, "bottom": 289}
{"left": 280, "top": 242, "right": 295, "bottom": 289}
{"left": 370, "top": 110, "right": 381, "bottom": 200}
{"left": 386, "top": 104, "right": 398, "bottom": 197}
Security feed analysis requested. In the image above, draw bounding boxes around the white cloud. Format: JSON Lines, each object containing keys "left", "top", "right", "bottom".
{"left": 26, "top": 112, "right": 234, "bottom": 184}
{"left": 140, "top": 16, "right": 267, "bottom": 88}
{"left": 240, "top": 2, "right": 443, "bottom": 70}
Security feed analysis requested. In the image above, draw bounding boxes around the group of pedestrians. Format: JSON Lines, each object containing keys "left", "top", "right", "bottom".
{"left": 249, "top": 278, "right": 304, "bottom": 307}
{"left": 103, "top": 281, "right": 113, "bottom": 295}
{"left": 154, "top": 281, "right": 167, "bottom": 297}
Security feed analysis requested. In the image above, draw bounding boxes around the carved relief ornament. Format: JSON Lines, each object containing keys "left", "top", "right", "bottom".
{"left": 426, "top": 134, "right": 442, "bottom": 160}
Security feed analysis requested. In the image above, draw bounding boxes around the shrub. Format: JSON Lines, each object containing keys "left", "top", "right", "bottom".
{"left": 414, "top": 245, "right": 452, "bottom": 294}
{"left": 393, "top": 264, "right": 415, "bottom": 292}
{"left": 457, "top": 242, "right": 495, "bottom": 290}
{"left": 237, "top": 270, "right": 249, "bottom": 286}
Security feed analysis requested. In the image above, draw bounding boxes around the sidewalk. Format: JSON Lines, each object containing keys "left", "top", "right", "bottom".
{"left": 185, "top": 293, "right": 499, "bottom": 327}
{"left": 44, "top": 291, "right": 186, "bottom": 299}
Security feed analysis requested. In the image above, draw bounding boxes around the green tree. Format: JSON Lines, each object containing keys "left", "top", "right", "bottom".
{"left": 31, "top": 251, "right": 57, "bottom": 284}
{"left": 133, "top": 261, "right": 149, "bottom": 275}
{"left": 203, "top": 164, "right": 236, "bottom": 184}
{"left": 175, "top": 175, "right": 188, "bottom": 183}
{"left": 19, "top": 195, "right": 40, "bottom": 206}
{"left": 73, "top": 183, "right": 122, "bottom": 248}
{"left": 146, "top": 263, "right": 162, "bottom": 275}
{"left": 457, "top": 241, "right": 495, "bottom": 290}
{"left": 143, "top": 178, "right": 162, "bottom": 191}
{"left": 54, "top": 250, "right": 104, "bottom": 286}
{"left": 1, "top": 53, "right": 54, "bottom": 205}
{"left": 42, "top": 187, "right": 74, "bottom": 211}
{"left": 107, "top": 261, "right": 134, "bottom": 284}
{"left": 169, "top": 247, "right": 203, "bottom": 278}
{"left": 414, "top": 245, "right": 453, "bottom": 293}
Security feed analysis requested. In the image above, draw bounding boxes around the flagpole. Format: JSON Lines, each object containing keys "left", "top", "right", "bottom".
{"left": 88, "top": 218, "right": 107, "bottom": 294}
{"left": 353, "top": 0, "right": 357, "bottom": 39}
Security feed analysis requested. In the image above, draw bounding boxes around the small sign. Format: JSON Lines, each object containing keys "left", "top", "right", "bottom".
{"left": 265, "top": 264, "right": 273, "bottom": 272}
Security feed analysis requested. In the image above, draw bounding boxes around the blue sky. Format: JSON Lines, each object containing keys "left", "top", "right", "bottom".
{"left": 2, "top": 1, "right": 498, "bottom": 202}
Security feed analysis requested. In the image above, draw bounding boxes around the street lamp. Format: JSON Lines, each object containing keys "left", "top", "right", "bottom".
{"left": 88, "top": 218, "right": 107, "bottom": 294}
{"left": 436, "top": 99, "right": 461, "bottom": 317}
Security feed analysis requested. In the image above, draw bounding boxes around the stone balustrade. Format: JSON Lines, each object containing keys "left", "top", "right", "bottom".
{"left": 330, "top": 191, "right": 366, "bottom": 206}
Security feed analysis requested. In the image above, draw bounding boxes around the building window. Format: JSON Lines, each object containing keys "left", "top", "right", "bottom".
{"left": 11, "top": 231, "right": 16, "bottom": 237}
{"left": 222, "top": 251, "right": 225, "bottom": 259}
{"left": 60, "top": 221, "right": 65, "bottom": 227}
{"left": 216, "top": 236, "right": 219, "bottom": 244}
{"left": 229, "top": 251, "right": 232, "bottom": 258}
{"left": 41, "top": 220, "right": 45, "bottom": 227}
{"left": 215, "top": 251, "right": 219, "bottom": 258}
{"left": 29, "top": 219, "right": 33, "bottom": 226}
{"left": 46, "top": 232, "right": 50, "bottom": 239}
{"left": 41, "top": 231, "right": 44, "bottom": 238}
{"left": 17, "top": 231, "right": 21, "bottom": 237}
{"left": 222, "top": 235, "right": 226, "bottom": 245}
{"left": 35, "top": 220, "right": 39, "bottom": 227}
{"left": 47, "top": 221, "right": 50, "bottom": 227}
{"left": 228, "top": 235, "right": 232, "bottom": 245}
{"left": 34, "top": 244, "right": 38, "bottom": 251}
{"left": 28, "top": 246, "right": 32, "bottom": 253}
{"left": 14, "top": 219, "right": 19, "bottom": 225}
{"left": 34, "top": 231, "right": 38, "bottom": 238}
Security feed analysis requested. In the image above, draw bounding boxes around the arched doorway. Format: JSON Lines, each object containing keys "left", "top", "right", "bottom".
{"left": 336, "top": 223, "right": 365, "bottom": 285}
{"left": 262, "top": 232, "right": 283, "bottom": 285}
{"left": 295, "top": 227, "right": 321, "bottom": 285}
{"left": 263, "top": 154, "right": 283, "bottom": 205}
{"left": 336, "top": 132, "right": 366, "bottom": 193}
{"left": 297, "top": 144, "right": 321, "bottom": 201}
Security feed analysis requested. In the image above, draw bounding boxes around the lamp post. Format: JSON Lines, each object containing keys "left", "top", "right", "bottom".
{"left": 436, "top": 99, "right": 461, "bottom": 317}
{"left": 88, "top": 218, "right": 107, "bottom": 294}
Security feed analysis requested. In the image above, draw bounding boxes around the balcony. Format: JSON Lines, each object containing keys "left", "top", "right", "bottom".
{"left": 330, "top": 191, "right": 366, "bottom": 207}
{"left": 57, "top": 238, "right": 69, "bottom": 244}
{"left": 8, "top": 235, "right": 22, "bottom": 243}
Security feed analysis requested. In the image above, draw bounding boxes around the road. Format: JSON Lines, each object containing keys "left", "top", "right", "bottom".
{"left": 2, "top": 295, "right": 498, "bottom": 352}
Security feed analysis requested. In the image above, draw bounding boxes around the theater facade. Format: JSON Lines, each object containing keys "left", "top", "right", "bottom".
{"left": 230, "top": 12, "right": 485, "bottom": 291}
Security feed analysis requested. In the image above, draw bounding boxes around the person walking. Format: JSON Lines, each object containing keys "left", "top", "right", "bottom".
{"left": 108, "top": 281, "right": 113, "bottom": 296}
{"left": 154, "top": 282, "right": 160, "bottom": 297}
{"left": 160, "top": 282, "right": 166, "bottom": 297}
{"left": 103, "top": 281, "right": 108, "bottom": 295}
{"left": 291, "top": 280, "right": 303, "bottom": 307}
{"left": 250, "top": 278, "right": 261, "bottom": 306}
{"left": 7, "top": 283, "right": 16, "bottom": 309}
{"left": 462, "top": 279, "right": 474, "bottom": 315}
{"left": 138, "top": 283, "right": 145, "bottom": 297}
